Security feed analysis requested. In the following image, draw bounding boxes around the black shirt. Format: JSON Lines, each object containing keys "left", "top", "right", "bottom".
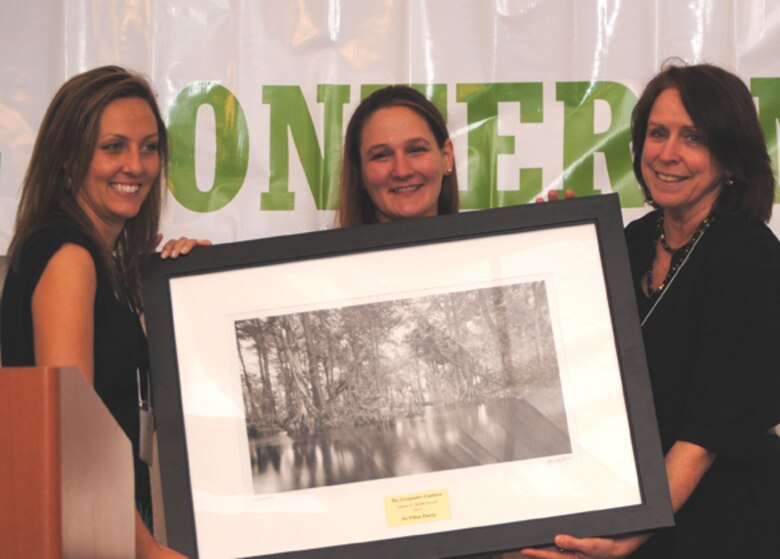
{"left": 1, "top": 220, "right": 152, "bottom": 520}
{"left": 625, "top": 211, "right": 780, "bottom": 558}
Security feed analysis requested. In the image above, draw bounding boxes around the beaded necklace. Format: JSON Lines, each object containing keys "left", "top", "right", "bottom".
{"left": 644, "top": 212, "right": 713, "bottom": 299}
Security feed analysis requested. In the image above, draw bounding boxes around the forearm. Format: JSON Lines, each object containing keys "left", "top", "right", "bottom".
{"left": 518, "top": 441, "right": 716, "bottom": 559}
{"left": 664, "top": 440, "right": 716, "bottom": 512}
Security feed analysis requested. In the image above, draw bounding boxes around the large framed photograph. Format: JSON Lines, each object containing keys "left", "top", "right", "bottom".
{"left": 143, "top": 194, "right": 672, "bottom": 559}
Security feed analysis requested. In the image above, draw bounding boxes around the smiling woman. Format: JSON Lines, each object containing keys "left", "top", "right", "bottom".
{"left": 358, "top": 104, "right": 453, "bottom": 222}
{"left": 0, "top": 66, "right": 199, "bottom": 559}
{"left": 335, "top": 87, "right": 513, "bottom": 559}
{"left": 77, "top": 97, "right": 162, "bottom": 246}
{"left": 518, "top": 63, "right": 780, "bottom": 559}
{"left": 336, "top": 85, "right": 459, "bottom": 227}
{"left": 335, "top": 86, "right": 504, "bottom": 559}
{"left": 639, "top": 88, "right": 724, "bottom": 226}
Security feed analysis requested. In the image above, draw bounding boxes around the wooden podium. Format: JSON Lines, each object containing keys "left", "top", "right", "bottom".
{"left": 0, "top": 366, "right": 135, "bottom": 558}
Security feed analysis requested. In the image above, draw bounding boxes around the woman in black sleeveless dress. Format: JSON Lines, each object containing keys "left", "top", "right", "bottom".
{"left": 1, "top": 66, "right": 206, "bottom": 559}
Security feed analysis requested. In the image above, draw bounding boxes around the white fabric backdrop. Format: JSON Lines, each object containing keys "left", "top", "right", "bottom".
{"left": 1, "top": 0, "right": 780, "bottom": 253}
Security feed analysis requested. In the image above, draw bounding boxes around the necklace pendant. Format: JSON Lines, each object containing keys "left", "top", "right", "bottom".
{"left": 647, "top": 212, "right": 714, "bottom": 300}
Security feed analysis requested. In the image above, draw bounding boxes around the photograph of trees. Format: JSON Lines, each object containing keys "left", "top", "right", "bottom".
{"left": 234, "top": 280, "right": 571, "bottom": 495}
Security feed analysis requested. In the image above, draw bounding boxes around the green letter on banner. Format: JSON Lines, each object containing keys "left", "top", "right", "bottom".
{"left": 752, "top": 78, "right": 780, "bottom": 203}
{"left": 262, "top": 85, "right": 350, "bottom": 210}
{"left": 456, "top": 83, "right": 543, "bottom": 209}
{"left": 556, "top": 81, "right": 641, "bottom": 206}
{"left": 168, "top": 83, "right": 249, "bottom": 212}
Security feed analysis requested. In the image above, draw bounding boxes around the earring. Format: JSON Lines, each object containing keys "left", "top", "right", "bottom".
{"left": 446, "top": 168, "right": 453, "bottom": 175}
{"left": 65, "top": 176, "right": 73, "bottom": 192}
{"left": 725, "top": 175, "right": 735, "bottom": 186}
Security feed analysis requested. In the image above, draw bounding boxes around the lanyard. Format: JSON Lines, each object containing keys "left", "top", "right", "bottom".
{"left": 136, "top": 366, "right": 152, "bottom": 410}
{"left": 640, "top": 232, "right": 704, "bottom": 328}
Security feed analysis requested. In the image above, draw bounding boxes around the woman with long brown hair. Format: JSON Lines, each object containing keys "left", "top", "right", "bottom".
{"left": 336, "top": 85, "right": 459, "bottom": 227}
{"left": 1, "top": 65, "right": 205, "bottom": 558}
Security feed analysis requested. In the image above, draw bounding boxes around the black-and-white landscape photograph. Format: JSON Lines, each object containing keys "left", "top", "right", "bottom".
{"left": 234, "top": 280, "right": 571, "bottom": 496}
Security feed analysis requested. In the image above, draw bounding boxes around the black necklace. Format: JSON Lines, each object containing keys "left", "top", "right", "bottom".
{"left": 645, "top": 213, "right": 713, "bottom": 298}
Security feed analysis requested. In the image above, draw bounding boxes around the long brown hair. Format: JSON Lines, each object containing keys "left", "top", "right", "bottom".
{"left": 7, "top": 65, "right": 167, "bottom": 310}
{"left": 631, "top": 62, "right": 775, "bottom": 222}
{"left": 336, "top": 85, "right": 459, "bottom": 227}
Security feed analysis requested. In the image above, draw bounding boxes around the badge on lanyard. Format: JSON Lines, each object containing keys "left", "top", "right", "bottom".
{"left": 137, "top": 367, "right": 155, "bottom": 465}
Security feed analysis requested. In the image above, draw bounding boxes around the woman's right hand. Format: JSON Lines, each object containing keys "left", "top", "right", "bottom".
{"left": 517, "top": 532, "right": 650, "bottom": 559}
{"left": 155, "top": 234, "right": 212, "bottom": 259}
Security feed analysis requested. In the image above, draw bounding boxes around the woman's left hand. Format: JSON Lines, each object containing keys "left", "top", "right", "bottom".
{"left": 517, "top": 532, "right": 649, "bottom": 559}
{"left": 156, "top": 235, "right": 212, "bottom": 259}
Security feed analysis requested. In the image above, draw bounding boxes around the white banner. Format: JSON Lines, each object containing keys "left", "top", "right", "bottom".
{"left": 2, "top": 0, "right": 780, "bottom": 254}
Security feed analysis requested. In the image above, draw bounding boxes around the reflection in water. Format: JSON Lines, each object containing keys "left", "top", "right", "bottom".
{"left": 250, "top": 399, "right": 570, "bottom": 495}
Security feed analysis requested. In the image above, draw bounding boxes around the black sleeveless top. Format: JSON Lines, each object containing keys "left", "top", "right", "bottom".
{"left": 1, "top": 220, "right": 152, "bottom": 522}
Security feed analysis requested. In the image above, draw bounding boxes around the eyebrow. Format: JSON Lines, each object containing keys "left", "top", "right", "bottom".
{"left": 647, "top": 119, "right": 698, "bottom": 131}
{"left": 404, "top": 136, "right": 433, "bottom": 145}
{"left": 97, "top": 132, "right": 160, "bottom": 141}
{"left": 365, "top": 136, "right": 432, "bottom": 152}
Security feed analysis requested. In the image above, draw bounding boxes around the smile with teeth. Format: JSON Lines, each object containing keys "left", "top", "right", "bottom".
{"left": 110, "top": 182, "right": 141, "bottom": 194}
{"left": 389, "top": 184, "right": 423, "bottom": 193}
{"left": 653, "top": 170, "right": 688, "bottom": 183}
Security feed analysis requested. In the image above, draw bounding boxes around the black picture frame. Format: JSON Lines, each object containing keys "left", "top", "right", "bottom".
{"left": 143, "top": 193, "right": 672, "bottom": 559}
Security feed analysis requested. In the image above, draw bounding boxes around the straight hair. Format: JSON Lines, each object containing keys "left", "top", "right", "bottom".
{"left": 337, "top": 85, "right": 459, "bottom": 227}
{"left": 631, "top": 62, "right": 775, "bottom": 222}
{"left": 7, "top": 65, "right": 167, "bottom": 310}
